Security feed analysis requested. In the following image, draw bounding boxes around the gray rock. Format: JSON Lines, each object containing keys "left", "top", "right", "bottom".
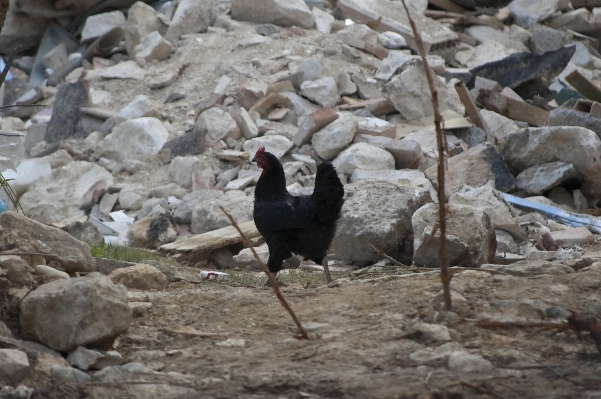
{"left": 230, "top": 105, "right": 259, "bottom": 139}
{"left": 375, "top": 50, "right": 413, "bottom": 81}
{"left": 481, "top": 260, "right": 573, "bottom": 276}
{"left": 515, "top": 161, "right": 581, "bottom": 195}
{"left": 528, "top": 24, "right": 571, "bottom": 55}
{"left": 169, "top": 156, "right": 211, "bottom": 189}
{"left": 174, "top": 190, "right": 223, "bottom": 224}
{"left": 500, "top": 126, "right": 601, "bottom": 200}
{"left": 0, "top": 255, "right": 33, "bottom": 286}
{"left": 300, "top": 77, "right": 339, "bottom": 108}
{"left": 20, "top": 274, "right": 131, "bottom": 352}
{"left": 119, "top": 185, "right": 148, "bottom": 211}
{"left": 383, "top": 59, "right": 463, "bottom": 120}
{"left": 51, "top": 365, "right": 91, "bottom": 385}
{"left": 0, "top": 349, "right": 30, "bottom": 386}
{"left": 350, "top": 169, "right": 437, "bottom": 201}
{"left": 426, "top": 142, "right": 515, "bottom": 197}
{"left": 62, "top": 220, "right": 104, "bottom": 247}
{"left": 81, "top": 10, "right": 126, "bottom": 43}
{"left": 456, "top": 40, "right": 520, "bottom": 69}
{"left": 406, "top": 322, "right": 451, "bottom": 343}
{"left": 165, "top": 0, "right": 215, "bottom": 42}
{"left": 312, "top": 112, "right": 357, "bottom": 161}
{"left": 231, "top": 0, "right": 315, "bottom": 29}
{"left": 67, "top": 346, "right": 123, "bottom": 370}
{"left": 312, "top": 7, "right": 334, "bottom": 34}
{"left": 448, "top": 183, "right": 521, "bottom": 237}
{"left": 548, "top": 107, "right": 601, "bottom": 139}
{"left": 412, "top": 203, "right": 496, "bottom": 268}
{"left": 509, "top": 0, "right": 570, "bottom": 28}
{"left": 378, "top": 31, "right": 408, "bottom": 49}
{"left": 495, "top": 229, "right": 520, "bottom": 254}
{"left": 96, "top": 118, "right": 169, "bottom": 162}
{"left": 410, "top": 342, "right": 463, "bottom": 364}
{"left": 0, "top": 10, "right": 48, "bottom": 54}
{"left": 294, "top": 55, "right": 323, "bottom": 84}
{"left": 135, "top": 31, "right": 174, "bottom": 64}
{"left": 191, "top": 190, "right": 253, "bottom": 234}
{"left": 117, "top": 95, "right": 160, "bottom": 121}
{"left": 233, "top": 247, "right": 270, "bottom": 270}
{"left": 282, "top": 92, "right": 321, "bottom": 121}
{"left": 125, "top": 2, "right": 162, "bottom": 58}
{"left": 195, "top": 107, "right": 241, "bottom": 142}
{"left": 479, "top": 109, "right": 521, "bottom": 149}
{"left": 35, "top": 265, "right": 70, "bottom": 281}
{"left": 242, "top": 135, "right": 293, "bottom": 160}
{"left": 0, "top": 212, "right": 96, "bottom": 273}
{"left": 332, "top": 179, "right": 433, "bottom": 265}
{"left": 448, "top": 351, "right": 493, "bottom": 372}
{"left": 108, "top": 264, "right": 168, "bottom": 291}
{"left": 337, "top": 71, "right": 357, "bottom": 96}
{"left": 129, "top": 214, "right": 177, "bottom": 249}
{"left": 98, "top": 60, "right": 147, "bottom": 80}
{"left": 0, "top": 131, "right": 24, "bottom": 171}
{"left": 464, "top": 25, "right": 529, "bottom": 52}
{"left": 332, "top": 142, "right": 395, "bottom": 176}
{"left": 138, "top": 198, "right": 169, "bottom": 219}
{"left": 149, "top": 183, "right": 187, "bottom": 200}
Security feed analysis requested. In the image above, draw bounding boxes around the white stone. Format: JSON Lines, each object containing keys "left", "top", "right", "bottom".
{"left": 108, "top": 263, "right": 168, "bottom": 291}
{"left": 20, "top": 274, "right": 131, "bottom": 352}
{"left": 214, "top": 75, "right": 231, "bottom": 94}
{"left": 378, "top": 31, "right": 408, "bottom": 49}
{"left": 89, "top": 89, "right": 112, "bottom": 107}
{"left": 508, "top": 0, "right": 570, "bottom": 28}
{"left": 300, "top": 77, "right": 339, "bottom": 108}
{"left": 165, "top": 0, "right": 216, "bottom": 42}
{"left": 125, "top": 1, "right": 162, "bottom": 58}
{"left": 230, "top": 105, "right": 258, "bottom": 139}
{"left": 332, "top": 142, "right": 395, "bottom": 176}
{"left": 81, "top": 11, "right": 126, "bottom": 43}
{"left": 35, "top": 265, "right": 69, "bottom": 280}
{"left": 480, "top": 109, "right": 520, "bottom": 149}
{"left": 233, "top": 246, "right": 269, "bottom": 270}
{"left": 169, "top": 156, "right": 209, "bottom": 189}
{"left": 243, "top": 135, "right": 293, "bottom": 160}
{"left": 231, "top": 0, "right": 315, "bottom": 29}
{"left": 20, "top": 161, "right": 114, "bottom": 224}
{"left": 99, "top": 61, "right": 146, "bottom": 80}
{"left": 375, "top": 50, "right": 413, "bottom": 81}
{"left": 448, "top": 351, "right": 494, "bottom": 372}
{"left": 294, "top": 55, "right": 323, "bottom": 84}
{"left": 135, "top": 31, "right": 174, "bottom": 64}
{"left": 0, "top": 131, "right": 25, "bottom": 171}
{"left": 0, "top": 349, "right": 30, "bottom": 386}
{"left": 312, "top": 7, "right": 334, "bottom": 34}
{"left": 191, "top": 190, "right": 253, "bottom": 234}
{"left": 312, "top": 112, "right": 357, "bottom": 161}
{"left": 95, "top": 117, "right": 169, "bottom": 162}
{"left": 119, "top": 185, "right": 148, "bottom": 211}
{"left": 455, "top": 40, "right": 520, "bottom": 69}
{"left": 383, "top": 60, "right": 464, "bottom": 120}
{"left": 237, "top": 34, "right": 272, "bottom": 48}
{"left": 67, "top": 346, "right": 123, "bottom": 371}
{"left": 196, "top": 107, "right": 241, "bottom": 142}
{"left": 117, "top": 95, "right": 160, "bottom": 121}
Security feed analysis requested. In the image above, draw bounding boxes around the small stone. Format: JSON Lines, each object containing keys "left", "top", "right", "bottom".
{"left": 81, "top": 11, "right": 126, "bottom": 43}
{"left": 378, "top": 31, "right": 408, "bottom": 49}
{"left": 300, "top": 77, "right": 339, "bottom": 108}
{"left": 448, "top": 351, "right": 494, "bottom": 372}
{"left": 51, "top": 365, "right": 91, "bottom": 385}
{"left": 117, "top": 95, "right": 160, "bottom": 121}
{"left": 293, "top": 107, "right": 339, "bottom": 147}
{"left": 408, "top": 322, "right": 451, "bottom": 343}
{"left": 196, "top": 107, "right": 241, "bottom": 142}
{"left": 67, "top": 346, "right": 123, "bottom": 371}
{"left": 231, "top": 0, "right": 315, "bottom": 29}
{"left": 230, "top": 105, "right": 259, "bottom": 139}
{"left": 35, "top": 265, "right": 70, "bottom": 281}
{"left": 165, "top": 0, "right": 214, "bottom": 42}
{"left": 118, "top": 185, "right": 148, "bottom": 211}
{"left": 509, "top": 0, "right": 571, "bottom": 28}
{"left": 242, "top": 135, "right": 293, "bottom": 160}
{"left": 109, "top": 263, "right": 168, "bottom": 291}
{"left": 515, "top": 162, "right": 581, "bottom": 195}
{"left": 332, "top": 142, "right": 395, "bottom": 176}
{"left": 0, "top": 349, "right": 30, "bottom": 386}
{"left": 0, "top": 255, "right": 33, "bottom": 286}
{"left": 99, "top": 61, "right": 146, "bottom": 80}
{"left": 311, "top": 112, "right": 357, "bottom": 161}
{"left": 312, "top": 7, "right": 334, "bottom": 34}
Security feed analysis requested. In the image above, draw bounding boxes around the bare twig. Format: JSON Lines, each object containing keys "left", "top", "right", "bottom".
{"left": 219, "top": 205, "right": 309, "bottom": 340}
{"left": 400, "top": 0, "right": 451, "bottom": 310}
{"left": 466, "top": 318, "right": 571, "bottom": 330}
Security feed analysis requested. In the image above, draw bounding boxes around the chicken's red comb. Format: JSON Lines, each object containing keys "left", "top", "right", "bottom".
{"left": 255, "top": 146, "right": 266, "bottom": 157}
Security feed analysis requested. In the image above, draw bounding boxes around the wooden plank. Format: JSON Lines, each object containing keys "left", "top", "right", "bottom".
{"left": 476, "top": 89, "right": 549, "bottom": 127}
{"left": 159, "top": 221, "right": 260, "bottom": 253}
{"left": 428, "top": 0, "right": 466, "bottom": 13}
{"left": 454, "top": 82, "right": 489, "bottom": 132}
{"left": 565, "top": 70, "right": 601, "bottom": 103}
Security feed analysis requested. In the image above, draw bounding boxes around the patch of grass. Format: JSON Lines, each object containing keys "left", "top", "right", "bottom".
{"left": 91, "top": 244, "right": 180, "bottom": 266}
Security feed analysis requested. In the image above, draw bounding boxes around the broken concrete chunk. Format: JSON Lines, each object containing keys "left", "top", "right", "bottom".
{"left": 508, "top": 0, "right": 570, "bottom": 28}
{"left": 455, "top": 40, "right": 520, "bottom": 69}
{"left": 515, "top": 162, "right": 581, "bottom": 196}
{"left": 311, "top": 112, "right": 357, "bottom": 161}
{"left": 135, "top": 31, "right": 174, "bottom": 64}
{"left": 332, "top": 142, "right": 395, "bottom": 176}
{"left": 230, "top": 0, "right": 315, "bottom": 29}
{"left": 165, "top": 0, "right": 216, "bottom": 42}
{"left": 300, "top": 77, "right": 339, "bottom": 108}
{"left": 293, "top": 107, "right": 339, "bottom": 147}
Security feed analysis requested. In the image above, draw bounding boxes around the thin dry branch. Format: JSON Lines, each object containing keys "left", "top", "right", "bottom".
{"left": 400, "top": 0, "right": 451, "bottom": 310}
{"left": 219, "top": 205, "right": 309, "bottom": 340}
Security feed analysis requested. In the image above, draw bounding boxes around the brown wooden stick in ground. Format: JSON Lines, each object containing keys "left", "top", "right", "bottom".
{"left": 400, "top": 0, "right": 452, "bottom": 311}
{"left": 219, "top": 205, "right": 309, "bottom": 340}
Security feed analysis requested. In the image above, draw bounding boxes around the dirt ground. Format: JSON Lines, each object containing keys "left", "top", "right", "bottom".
{"left": 38, "top": 244, "right": 601, "bottom": 399}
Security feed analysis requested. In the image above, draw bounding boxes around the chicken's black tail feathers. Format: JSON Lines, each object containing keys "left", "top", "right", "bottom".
{"left": 312, "top": 163, "right": 345, "bottom": 223}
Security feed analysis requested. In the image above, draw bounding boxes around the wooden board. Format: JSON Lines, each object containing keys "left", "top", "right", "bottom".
{"left": 159, "top": 221, "right": 260, "bottom": 253}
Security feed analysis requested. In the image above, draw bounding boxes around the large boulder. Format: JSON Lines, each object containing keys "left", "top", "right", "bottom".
{"left": 331, "top": 179, "right": 433, "bottom": 265}
{"left": 0, "top": 212, "right": 95, "bottom": 273}
{"left": 231, "top": 0, "right": 315, "bottom": 29}
{"left": 412, "top": 203, "right": 496, "bottom": 268}
{"left": 95, "top": 117, "right": 169, "bottom": 162}
{"left": 191, "top": 190, "right": 253, "bottom": 234}
{"left": 19, "top": 161, "right": 113, "bottom": 224}
{"left": 20, "top": 274, "right": 131, "bottom": 352}
{"left": 499, "top": 126, "right": 601, "bottom": 200}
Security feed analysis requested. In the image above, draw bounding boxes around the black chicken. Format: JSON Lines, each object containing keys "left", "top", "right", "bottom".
{"left": 252, "top": 147, "right": 345, "bottom": 276}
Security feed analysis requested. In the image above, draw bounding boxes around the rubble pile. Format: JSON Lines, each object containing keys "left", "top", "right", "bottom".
{"left": 4, "top": 0, "right": 601, "bottom": 394}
